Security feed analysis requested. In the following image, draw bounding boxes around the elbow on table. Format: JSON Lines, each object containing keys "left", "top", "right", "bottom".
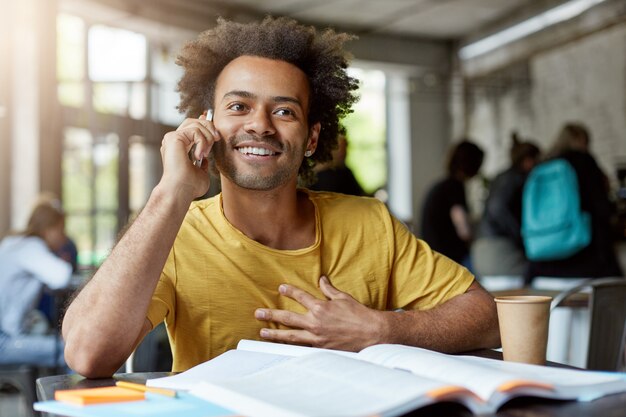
{"left": 63, "top": 335, "right": 123, "bottom": 378}
{"left": 484, "top": 304, "right": 501, "bottom": 350}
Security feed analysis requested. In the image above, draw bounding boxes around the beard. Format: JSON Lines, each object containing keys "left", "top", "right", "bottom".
{"left": 212, "top": 133, "right": 306, "bottom": 191}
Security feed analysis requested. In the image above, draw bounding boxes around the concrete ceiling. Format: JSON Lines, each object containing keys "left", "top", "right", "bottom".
{"left": 210, "top": 0, "right": 537, "bottom": 39}
{"left": 63, "top": 0, "right": 563, "bottom": 43}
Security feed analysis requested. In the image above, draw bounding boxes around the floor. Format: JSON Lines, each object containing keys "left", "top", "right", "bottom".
{"left": 0, "top": 388, "right": 29, "bottom": 417}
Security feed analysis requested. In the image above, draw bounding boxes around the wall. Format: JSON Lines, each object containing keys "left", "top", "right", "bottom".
{"left": 464, "top": 22, "right": 626, "bottom": 187}
{"left": 0, "top": 0, "right": 59, "bottom": 233}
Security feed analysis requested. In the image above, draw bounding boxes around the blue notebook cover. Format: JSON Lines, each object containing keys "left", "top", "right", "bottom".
{"left": 34, "top": 392, "right": 237, "bottom": 417}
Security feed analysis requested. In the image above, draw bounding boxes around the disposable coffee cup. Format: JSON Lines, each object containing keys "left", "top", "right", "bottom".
{"left": 494, "top": 295, "right": 552, "bottom": 365}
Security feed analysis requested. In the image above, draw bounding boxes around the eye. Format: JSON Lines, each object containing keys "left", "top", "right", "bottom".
{"left": 274, "top": 108, "right": 295, "bottom": 117}
{"left": 227, "top": 103, "right": 246, "bottom": 112}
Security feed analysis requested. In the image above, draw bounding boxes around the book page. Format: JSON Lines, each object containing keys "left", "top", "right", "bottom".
{"left": 357, "top": 345, "right": 626, "bottom": 404}
{"left": 147, "top": 350, "right": 290, "bottom": 391}
{"left": 236, "top": 339, "right": 358, "bottom": 358}
{"left": 189, "top": 352, "right": 481, "bottom": 417}
{"left": 459, "top": 355, "right": 626, "bottom": 400}
{"left": 356, "top": 344, "right": 540, "bottom": 401}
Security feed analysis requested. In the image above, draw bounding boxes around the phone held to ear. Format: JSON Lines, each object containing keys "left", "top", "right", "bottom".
{"left": 190, "top": 109, "right": 212, "bottom": 167}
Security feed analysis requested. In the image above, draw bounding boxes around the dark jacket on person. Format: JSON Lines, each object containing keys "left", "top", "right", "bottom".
{"left": 478, "top": 167, "right": 526, "bottom": 248}
{"left": 420, "top": 177, "right": 468, "bottom": 264}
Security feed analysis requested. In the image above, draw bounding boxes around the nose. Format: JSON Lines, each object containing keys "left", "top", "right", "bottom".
{"left": 244, "top": 109, "right": 276, "bottom": 137}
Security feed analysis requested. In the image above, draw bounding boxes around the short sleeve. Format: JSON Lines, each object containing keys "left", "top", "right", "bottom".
{"left": 387, "top": 215, "right": 474, "bottom": 310}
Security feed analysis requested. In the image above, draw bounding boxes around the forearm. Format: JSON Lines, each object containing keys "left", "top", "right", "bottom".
{"left": 62, "top": 184, "right": 193, "bottom": 377}
{"left": 381, "top": 282, "right": 500, "bottom": 353}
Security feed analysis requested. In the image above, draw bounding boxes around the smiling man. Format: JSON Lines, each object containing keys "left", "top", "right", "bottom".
{"left": 62, "top": 17, "right": 499, "bottom": 378}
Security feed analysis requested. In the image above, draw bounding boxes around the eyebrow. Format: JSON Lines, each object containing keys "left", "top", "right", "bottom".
{"left": 222, "top": 90, "right": 302, "bottom": 107}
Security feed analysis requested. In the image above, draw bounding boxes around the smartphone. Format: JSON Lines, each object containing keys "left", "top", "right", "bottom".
{"left": 190, "top": 109, "right": 213, "bottom": 167}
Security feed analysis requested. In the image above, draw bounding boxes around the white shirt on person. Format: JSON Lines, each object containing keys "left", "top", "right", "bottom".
{"left": 0, "top": 235, "right": 72, "bottom": 336}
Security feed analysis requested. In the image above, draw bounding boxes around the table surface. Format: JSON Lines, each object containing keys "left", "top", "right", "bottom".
{"left": 36, "top": 349, "right": 626, "bottom": 417}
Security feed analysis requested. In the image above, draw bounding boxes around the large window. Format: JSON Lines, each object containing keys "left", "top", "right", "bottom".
{"left": 57, "top": 13, "right": 182, "bottom": 268}
{"left": 343, "top": 68, "right": 387, "bottom": 195}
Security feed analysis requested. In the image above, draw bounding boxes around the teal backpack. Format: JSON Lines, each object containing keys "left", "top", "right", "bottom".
{"left": 522, "top": 158, "right": 591, "bottom": 261}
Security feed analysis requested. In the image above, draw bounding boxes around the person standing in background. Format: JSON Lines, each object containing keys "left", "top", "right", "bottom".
{"left": 420, "top": 140, "right": 484, "bottom": 269}
{"left": 472, "top": 134, "right": 541, "bottom": 279}
{"left": 308, "top": 125, "right": 365, "bottom": 196}
{"left": 527, "top": 122, "right": 622, "bottom": 281}
{"left": 0, "top": 195, "right": 73, "bottom": 368}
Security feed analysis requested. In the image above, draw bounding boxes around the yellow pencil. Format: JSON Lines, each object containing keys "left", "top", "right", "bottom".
{"left": 115, "top": 381, "right": 177, "bottom": 398}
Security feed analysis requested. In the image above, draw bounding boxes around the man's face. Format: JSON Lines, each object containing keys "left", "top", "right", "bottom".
{"left": 211, "top": 55, "right": 319, "bottom": 191}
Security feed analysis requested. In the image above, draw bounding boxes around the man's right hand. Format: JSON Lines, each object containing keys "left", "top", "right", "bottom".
{"left": 159, "top": 113, "right": 222, "bottom": 199}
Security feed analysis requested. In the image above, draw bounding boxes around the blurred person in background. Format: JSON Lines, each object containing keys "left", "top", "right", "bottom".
{"left": 0, "top": 195, "right": 73, "bottom": 368}
{"left": 308, "top": 125, "right": 365, "bottom": 196}
{"left": 472, "top": 133, "right": 541, "bottom": 279}
{"left": 527, "top": 122, "right": 622, "bottom": 282}
{"left": 420, "top": 140, "right": 484, "bottom": 269}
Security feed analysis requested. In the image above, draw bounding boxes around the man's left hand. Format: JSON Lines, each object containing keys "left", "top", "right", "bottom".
{"left": 254, "top": 276, "right": 389, "bottom": 351}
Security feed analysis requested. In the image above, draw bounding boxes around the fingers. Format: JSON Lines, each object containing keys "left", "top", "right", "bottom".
{"left": 259, "top": 328, "right": 315, "bottom": 346}
{"left": 319, "top": 275, "right": 347, "bottom": 300}
{"left": 277, "top": 283, "right": 320, "bottom": 309}
{"left": 255, "top": 308, "right": 308, "bottom": 329}
{"left": 174, "top": 114, "right": 221, "bottom": 162}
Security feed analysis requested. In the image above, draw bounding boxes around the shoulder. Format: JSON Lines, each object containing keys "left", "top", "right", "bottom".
{"left": 492, "top": 168, "right": 524, "bottom": 188}
{"left": 306, "top": 189, "right": 392, "bottom": 228}
{"left": 0, "top": 235, "right": 46, "bottom": 252}
{"left": 559, "top": 151, "right": 599, "bottom": 170}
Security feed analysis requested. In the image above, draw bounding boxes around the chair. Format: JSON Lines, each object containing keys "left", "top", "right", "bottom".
{"left": 0, "top": 364, "right": 37, "bottom": 417}
{"left": 550, "top": 277, "right": 626, "bottom": 371}
{"left": 124, "top": 323, "right": 171, "bottom": 373}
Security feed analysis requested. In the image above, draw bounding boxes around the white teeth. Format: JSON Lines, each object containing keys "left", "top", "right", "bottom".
{"left": 237, "top": 146, "right": 276, "bottom": 156}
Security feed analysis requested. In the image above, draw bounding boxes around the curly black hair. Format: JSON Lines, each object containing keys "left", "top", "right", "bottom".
{"left": 176, "top": 16, "right": 360, "bottom": 184}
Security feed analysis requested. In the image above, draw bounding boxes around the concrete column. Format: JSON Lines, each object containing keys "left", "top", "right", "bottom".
{"left": 0, "top": 0, "right": 13, "bottom": 236}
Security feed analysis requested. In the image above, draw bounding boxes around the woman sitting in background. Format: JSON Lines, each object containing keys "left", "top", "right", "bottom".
{"left": 0, "top": 195, "right": 72, "bottom": 368}
{"left": 472, "top": 133, "right": 540, "bottom": 280}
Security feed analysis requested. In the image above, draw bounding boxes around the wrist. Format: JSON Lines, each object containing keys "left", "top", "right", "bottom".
{"left": 372, "top": 310, "right": 397, "bottom": 345}
{"left": 150, "top": 183, "right": 195, "bottom": 215}
{"left": 376, "top": 309, "right": 412, "bottom": 345}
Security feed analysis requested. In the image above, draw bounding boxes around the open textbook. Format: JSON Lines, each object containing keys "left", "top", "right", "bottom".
{"left": 148, "top": 340, "right": 626, "bottom": 417}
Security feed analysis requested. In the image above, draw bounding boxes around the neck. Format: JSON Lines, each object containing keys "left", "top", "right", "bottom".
{"left": 220, "top": 178, "right": 316, "bottom": 250}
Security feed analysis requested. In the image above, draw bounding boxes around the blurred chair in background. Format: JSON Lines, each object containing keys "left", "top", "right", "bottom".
{"left": 549, "top": 277, "right": 626, "bottom": 371}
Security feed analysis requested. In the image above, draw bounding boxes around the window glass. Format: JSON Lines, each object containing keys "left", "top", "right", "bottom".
{"left": 343, "top": 68, "right": 387, "bottom": 194}
{"left": 94, "top": 213, "right": 117, "bottom": 265}
{"left": 93, "top": 82, "right": 146, "bottom": 117}
{"left": 151, "top": 43, "right": 184, "bottom": 125}
{"left": 94, "top": 133, "right": 119, "bottom": 211}
{"left": 62, "top": 127, "right": 93, "bottom": 212}
{"left": 65, "top": 215, "right": 93, "bottom": 267}
{"left": 88, "top": 25, "right": 147, "bottom": 82}
{"left": 129, "top": 136, "right": 160, "bottom": 214}
{"left": 152, "top": 84, "right": 184, "bottom": 126}
{"left": 58, "top": 82, "right": 84, "bottom": 108}
{"left": 57, "top": 14, "right": 85, "bottom": 80}
{"left": 57, "top": 14, "right": 85, "bottom": 106}
{"left": 62, "top": 127, "right": 93, "bottom": 266}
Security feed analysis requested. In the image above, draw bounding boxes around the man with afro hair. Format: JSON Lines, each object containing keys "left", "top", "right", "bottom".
{"left": 63, "top": 16, "right": 498, "bottom": 378}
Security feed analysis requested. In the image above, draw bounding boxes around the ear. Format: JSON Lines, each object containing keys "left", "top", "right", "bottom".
{"left": 306, "top": 122, "right": 321, "bottom": 154}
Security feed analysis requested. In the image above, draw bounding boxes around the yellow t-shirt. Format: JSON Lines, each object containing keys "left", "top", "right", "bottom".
{"left": 147, "top": 190, "right": 474, "bottom": 371}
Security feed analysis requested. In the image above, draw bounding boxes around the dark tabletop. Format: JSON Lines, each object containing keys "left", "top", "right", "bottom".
{"left": 36, "top": 351, "right": 626, "bottom": 417}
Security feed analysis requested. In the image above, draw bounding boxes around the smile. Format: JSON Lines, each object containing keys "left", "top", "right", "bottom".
{"left": 236, "top": 146, "right": 278, "bottom": 156}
